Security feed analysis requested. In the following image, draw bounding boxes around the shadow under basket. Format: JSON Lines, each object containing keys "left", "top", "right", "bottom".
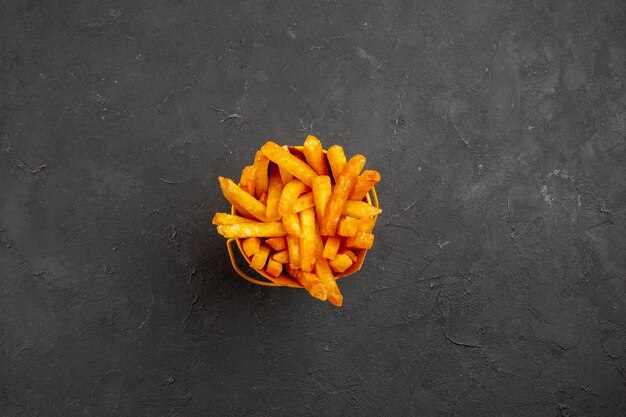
{"left": 225, "top": 145, "right": 380, "bottom": 288}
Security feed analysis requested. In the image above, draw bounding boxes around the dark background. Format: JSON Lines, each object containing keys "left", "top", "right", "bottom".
{"left": 1, "top": 0, "right": 625, "bottom": 416}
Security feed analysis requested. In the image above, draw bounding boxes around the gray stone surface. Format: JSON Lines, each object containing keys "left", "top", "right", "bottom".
{"left": 1, "top": 0, "right": 625, "bottom": 416}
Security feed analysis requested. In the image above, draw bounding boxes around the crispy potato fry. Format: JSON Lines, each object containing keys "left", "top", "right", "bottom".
{"left": 303, "top": 135, "right": 329, "bottom": 176}
{"left": 312, "top": 175, "right": 331, "bottom": 221}
{"left": 279, "top": 179, "right": 308, "bottom": 236}
{"left": 327, "top": 145, "right": 347, "bottom": 181}
{"left": 287, "top": 235, "right": 301, "bottom": 269}
{"left": 239, "top": 165, "right": 256, "bottom": 196}
{"left": 342, "top": 200, "right": 382, "bottom": 218}
{"left": 292, "top": 192, "right": 315, "bottom": 213}
{"left": 357, "top": 217, "right": 377, "bottom": 233}
{"left": 320, "top": 155, "right": 366, "bottom": 236}
{"left": 217, "top": 222, "right": 286, "bottom": 238}
{"left": 314, "top": 221, "right": 324, "bottom": 257}
{"left": 219, "top": 176, "right": 268, "bottom": 221}
{"left": 345, "top": 232, "right": 374, "bottom": 249}
{"left": 286, "top": 266, "right": 328, "bottom": 301}
{"left": 322, "top": 236, "right": 341, "bottom": 259}
{"left": 265, "top": 237, "right": 287, "bottom": 251}
{"left": 272, "top": 249, "right": 290, "bottom": 264}
{"left": 315, "top": 257, "right": 343, "bottom": 306}
{"left": 266, "top": 258, "right": 283, "bottom": 278}
{"left": 329, "top": 253, "right": 354, "bottom": 274}
{"left": 212, "top": 212, "right": 255, "bottom": 225}
{"left": 261, "top": 141, "right": 317, "bottom": 186}
{"left": 339, "top": 249, "right": 358, "bottom": 263}
{"left": 265, "top": 165, "right": 283, "bottom": 221}
{"left": 337, "top": 216, "right": 359, "bottom": 237}
{"left": 349, "top": 170, "right": 381, "bottom": 201}
{"left": 242, "top": 237, "right": 261, "bottom": 257}
{"left": 250, "top": 244, "right": 270, "bottom": 270}
{"left": 279, "top": 167, "right": 293, "bottom": 185}
{"left": 298, "top": 208, "right": 317, "bottom": 272}
{"left": 253, "top": 151, "right": 270, "bottom": 198}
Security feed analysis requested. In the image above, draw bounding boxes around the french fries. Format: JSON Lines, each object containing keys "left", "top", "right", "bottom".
{"left": 342, "top": 201, "right": 382, "bottom": 218}
{"left": 350, "top": 170, "right": 381, "bottom": 201}
{"left": 345, "top": 232, "right": 374, "bottom": 249}
{"left": 312, "top": 176, "right": 331, "bottom": 221}
{"left": 287, "top": 234, "right": 301, "bottom": 270}
{"left": 265, "top": 237, "right": 287, "bottom": 251}
{"left": 217, "top": 222, "right": 286, "bottom": 238}
{"left": 286, "top": 266, "right": 328, "bottom": 301}
{"left": 292, "top": 192, "right": 315, "bottom": 213}
{"left": 272, "top": 249, "right": 289, "bottom": 264}
{"left": 315, "top": 257, "right": 343, "bottom": 306}
{"left": 327, "top": 145, "right": 347, "bottom": 180}
{"left": 214, "top": 137, "right": 381, "bottom": 306}
{"left": 337, "top": 216, "right": 359, "bottom": 237}
{"left": 322, "top": 236, "right": 341, "bottom": 259}
{"left": 242, "top": 237, "right": 261, "bottom": 257}
{"left": 251, "top": 244, "right": 271, "bottom": 269}
{"left": 298, "top": 208, "right": 317, "bottom": 272}
{"left": 266, "top": 258, "right": 283, "bottom": 278}
{"left": 253, "top": 151, "right": 270, "bottom": 199}
{"left": 303, "top": 135, "right": 329, "bottom": 176}
{"left": 261, "top": 141, "right": 318, "bottom": 186}
{"left": 266, "top": 165, "right": 283, "bottom": 221}
{"left": 279, "top": 179, "right": 308, "bottom": 237}
{"left": 239, "top": 165, "right": 256, "bottom": 196}
{"left": 321, "top": 154, "right": 366, "bottom": 236}
{"left": 212, "top": 213, "right": 255, "bottom": 225}
{"left": 219, "top": 176, "right": 268, "bottom": 221}
{"left": 329, "top": 253, "right": 353, "bottom": 273}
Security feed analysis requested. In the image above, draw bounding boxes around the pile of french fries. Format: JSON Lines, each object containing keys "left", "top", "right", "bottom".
{"left": 212, "top": 136, "right": 381, "bottom": 306}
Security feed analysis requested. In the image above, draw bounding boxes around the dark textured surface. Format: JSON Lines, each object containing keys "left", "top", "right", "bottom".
{"left": 1, "top": 0, "right": 625, "bottom": 416}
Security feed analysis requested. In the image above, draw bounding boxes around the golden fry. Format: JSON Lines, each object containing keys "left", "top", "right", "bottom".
{"left": 279, "top": 179, "right": 308, "bottom": 237}
{"left": 312, "top": 175, "right": 331, "bottom": 221}
{"left": 349, "top": 170, "right": 380, "bottom": 201}
{"left": 265, "top": 165, "right": 283, "bottom": 221}
{"left": 314, "top": 220, "right": 324, "bottom": 257}
{"left": 298, "top": 208, "right": 317, "bottom": 272}
{"left": 322, "top": 236, "right": 341, "bottom": 259}
{"left": 342, "top": 201, "right": 382, "bottom": 218}
{"left": 287, "top": 235, "right": 301, "bottom": 269}
{"left": 239, "top": 165, "right": 256, "bottom": 196}
{"left": 279, "top": 167, "right": 293, "bottom": 185}
{"left": 329, "top": 253, "right": 354, "bottom": 274}
{"left": 320, "top": 155, "right": 366, "bottom": 236}
{"left": 216, "top": 222, "right": 286, "bottom": 238}
{"left": 315, "top": 257, "right": 343, "bottom": 306}
{"left": 242, "top": 237, "right": 261, "bottom": 257}
{"left": 286, "top": 266, "right": 328, "bottom": 301}
{"left": 253, "top": 151, "right": 270, "bottom": 199}
{"left": 339, "top": 249, "right": 358, "bottom": 262}
{"left": 303, "top": 135, "right": 329, "bottom": 176}
{"left": 250, "top": 244, "right": 270, "bottom": 270}
{"left": 219, "top": 176, "right": 268, "bottom": 221}
{"left": 345, "top": 232, "right": 374, "bottom": 249}
{"left": 212, "top": 212, "right": 255, "bottom": 225}
{"left": 357, "top": 217, "right": 377, "bottom": 233}
{"left": 261, "top": 141, "right": 317, "bottom": 186}
{"left": 266, "top": 258, "right": 283, "bottom": 278}
{"left": 327, "top": 145, "right": 347, "bottom": 181}
{"left": 292, "top": 192, "right": 315, "bottom": 213}
{"left": 337, "top": 216, "right": 359, "bottom": 237}
{"left": 272, "top": 249, "right": 290, "bottom": 264}
{"left": 265, "top": 237, "right": 287, "bottom": 251}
